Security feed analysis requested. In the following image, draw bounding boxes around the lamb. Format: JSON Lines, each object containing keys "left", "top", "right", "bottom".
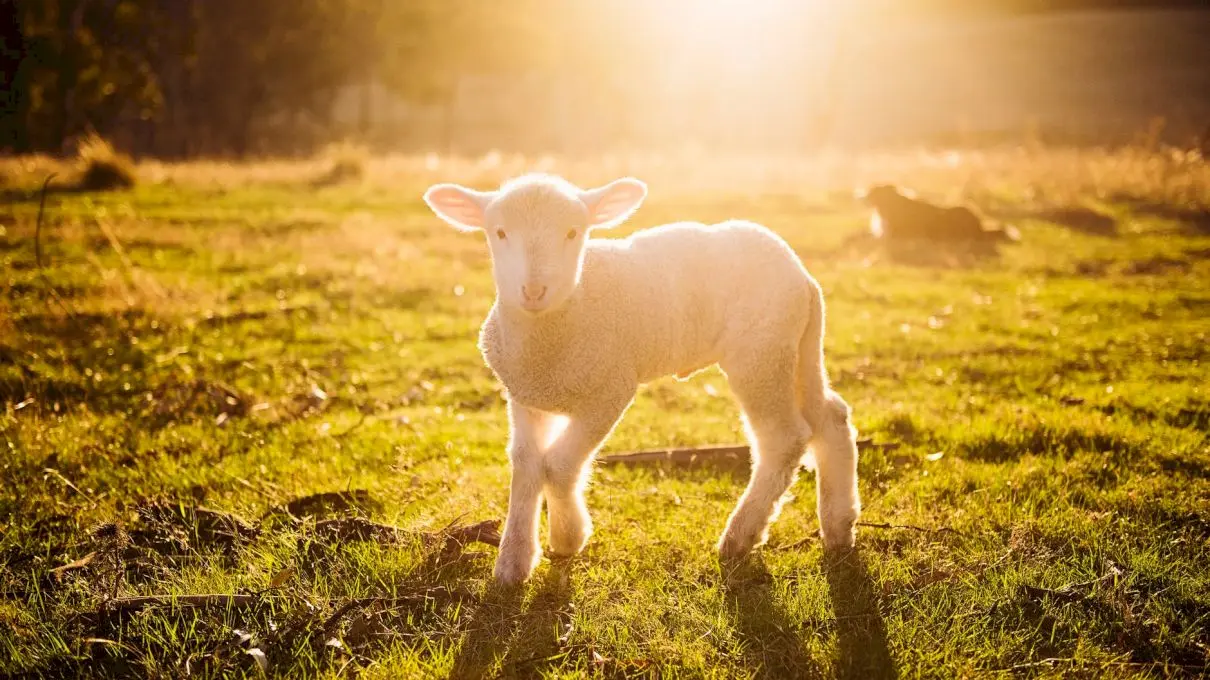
{"left": 861, "top": 184, "right": 1020, "bottom": 245}
{"left": 422, "top": 174, "right": 861, "bottom": 585}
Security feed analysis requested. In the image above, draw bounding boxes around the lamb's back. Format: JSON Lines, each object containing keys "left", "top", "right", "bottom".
{"left": 580, "top": 221, "right": 812, "bottom": 380}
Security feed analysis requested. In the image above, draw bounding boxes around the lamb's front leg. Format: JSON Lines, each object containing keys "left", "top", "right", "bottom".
{"left": 494, "top": 402, "right": 552, "bottom": 586}
{"left": 542, "top": 395, "right": 633, "bottom": 558}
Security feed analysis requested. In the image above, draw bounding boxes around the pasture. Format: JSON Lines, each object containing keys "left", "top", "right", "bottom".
{"left": 1, "top": 148, "right": 1208, "bottom": 678}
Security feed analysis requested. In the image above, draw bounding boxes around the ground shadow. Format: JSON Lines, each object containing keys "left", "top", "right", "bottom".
{"left": 883, "top": 239, "right": 1002, "bottom": 269}
{"left": 996, "top": 550, "right": 1210, "bottom": 669}
{"left": 823, "top": 549, "right": 897, "bottom": 680}
{"left": 2, "top": 311, "right": 157, "bottom": 414}
{"left": 722, "top": 555, "right": 819, "bottom": 679}
{"left": 1035, "top": 207, "right": 1119, "bottom": 237}
{"left": 7, "top": 499, "right": 497, "bottom": 678}
{"left": 603, "top": 458, "right": 754, "bottom": 485}
{"left": 1119, "top": 201, "right": 1210, "bottom": 236}
{"left": 992, "top": 206, "right": 1118, "bottom": 237}
{"left": 958, "top": 423, "right": 1141, "bottom": 464}
{"left": 448, "top": 560, "right": 575, "bottom": 679}
{"left": 825, "top": 232, "right": 1003, "bottom": 269}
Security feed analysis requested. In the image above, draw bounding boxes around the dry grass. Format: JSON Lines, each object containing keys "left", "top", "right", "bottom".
{"left": 0, "top": 136, "right": 138, "bottom": 193}
{"left": 312, "top": 141, "right": 369, "bottom": 186}
{"left": 131, "top": 145, "right": 1209, "bottom": 208}
{"left": 0, "top": 154, "right": 66, "bottom": 192}
{"left": 73, "top": 134, "right": 138, "bottom": 191}
{"left": 6, "top": 140, "right": 1205, "bottom": 210}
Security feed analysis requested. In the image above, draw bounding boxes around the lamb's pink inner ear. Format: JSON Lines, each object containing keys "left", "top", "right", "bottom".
{"left": 424, "top": 185, "right": 486, "bottom": 230}
{"left": 585, "top": 179, "right": 647, "bottom": 227}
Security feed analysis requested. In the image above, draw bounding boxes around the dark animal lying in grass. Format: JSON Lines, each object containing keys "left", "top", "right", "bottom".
{"left": 860, "top": 184, "right": 1020, "bottom": 245}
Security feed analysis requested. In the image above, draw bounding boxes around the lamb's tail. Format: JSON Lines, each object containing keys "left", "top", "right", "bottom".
{"left": 796, "top": 278, "right": 831, "bottom": 414}
{"left": 797, "top": 277, "right": 861, "bottom": 547}
{"left": 796, "top": 279, "right": 856, "bottom": 464}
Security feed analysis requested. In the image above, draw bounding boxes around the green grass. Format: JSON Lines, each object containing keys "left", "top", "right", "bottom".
{"left": 1, "top": 150, "right": 1208, "bottom": 678}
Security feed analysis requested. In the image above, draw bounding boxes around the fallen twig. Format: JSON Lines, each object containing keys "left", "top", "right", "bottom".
{"left": 1021, "top": 566, "right": 1121, "bottom": 604}
{"left": 197, "top": 304, "right": 317, "bottom": 327}
{"left": 598, "top": 445, "right": 749, "bottom": 466}
{"left": 1021, "top": 584, "right": 1087, "bottom": 604}
{"left": 95, "top": 214, "right": 165, "bottom": 298}
{"left": 597, "top": 439, "right": 899, "bottom": 466}
{"left": 443, "top": 519, "right": 501, "bottom": 548}
{"left": 321, "top": 598, "right": 375, "bottom": 635}
{"left": 859, "top": 439, "right": 903, "bottom": 451}
{"left": 310, "top": 517, "right": 501, "bottom": 549}
{"left": 773, "top": 520, "right": 966, "bottom": 551}
{"left": 31, "top": 181, "right": 85, "bottom": 321}
{"left": 332, "top": 414, "right": 369, "bottom": 439}
{"left": 49, "top": 551, "right": 97, "bottom": 580}
{"left": 103, "top": 594, "right": 261, "bottom": 612}
{"left": 79, "top": 587, "right": 475, "bottom": 626}
{"left": 35, "top": 173, "right": 57, "bottom": 269}
{"left": 998, "top": 657, "right": 1207, "bottom": 674}
{"left": 312, "top": 517, "right": 401, "bottom": 543}
{"left": 43, "top": 467, "right": 93, "bottom": 502}
{"left": 857, "top": 521, "right": 967, "bottom": 537}
{"left": 771, "top": 537, "right": 815, "bottom": 551}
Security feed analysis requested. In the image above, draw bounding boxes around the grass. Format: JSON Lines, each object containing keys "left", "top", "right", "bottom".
{"left": 0, "top": 148, "right": 1208, "bottom": 678}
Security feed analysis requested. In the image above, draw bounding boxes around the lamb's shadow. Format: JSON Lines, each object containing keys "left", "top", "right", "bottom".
{"left": 448, "top": 560, "right": 575, "bottom": 679}
{"left": 722, "top": 549, "right": 896, "bottom": 679}
{"left": 824, "top": 549, "right": 897, "bottom": 679}
{"left": 722, "top": 556, "right": 817, "bottom": 678}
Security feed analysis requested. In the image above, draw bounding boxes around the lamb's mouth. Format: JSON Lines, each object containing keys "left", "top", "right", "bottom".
{"left": 519, "top": 299, "right": 554, "bottom": 314}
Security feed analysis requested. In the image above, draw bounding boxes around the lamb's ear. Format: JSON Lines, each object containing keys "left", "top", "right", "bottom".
{"left": 423, "top": 184, "right": 494, "bottom": 232}
{"left": 579, "top": 178, "right": 647, "bottom": 229}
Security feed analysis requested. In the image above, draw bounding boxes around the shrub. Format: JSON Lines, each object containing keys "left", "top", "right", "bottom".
{"left": 74, "top": 134, "right": 137, "bottom": 191}
{"left": 314, "top": 141, "right": 368, "bottom": 186}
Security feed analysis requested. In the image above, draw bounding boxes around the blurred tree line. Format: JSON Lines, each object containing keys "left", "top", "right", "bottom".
{"left": 1, "top": 0, "right": 1204, "bottom": 157}
{"left": 0, "top": 0, "right": 563, "bottom": 156}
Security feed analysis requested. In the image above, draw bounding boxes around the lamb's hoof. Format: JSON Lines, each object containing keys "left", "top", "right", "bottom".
{"left": 717, "top": 532, "right": 758, "bottom": 561}
{"left": 547, "top": 546, "right": 585, "bottom": 560}
{"left": 493, "top": 548, "right": 539, "bottom": 587}
{"left": 820, "top": 525, "right": 857, "bottom": 552}
{"left": 548, "top": 527, "right": 591, "bottom": 558}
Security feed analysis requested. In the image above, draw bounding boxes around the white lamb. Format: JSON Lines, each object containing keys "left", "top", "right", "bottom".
{"left": 423, "top": 174, "right": 860, "bottom": 585}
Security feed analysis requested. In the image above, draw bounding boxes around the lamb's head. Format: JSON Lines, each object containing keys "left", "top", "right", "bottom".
{"left": 423, "top": 174, "right": 646, "bottom": 314}
{"left": 859, "top": 184, "right": 906, "bottom": 210}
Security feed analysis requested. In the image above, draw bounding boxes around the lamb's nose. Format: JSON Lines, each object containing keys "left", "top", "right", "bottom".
{"left": 522, "top": 285, "right": 547, "bottom": 302}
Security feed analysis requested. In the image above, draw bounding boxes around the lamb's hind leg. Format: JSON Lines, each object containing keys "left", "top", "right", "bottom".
{"left": 718, "top": 347, "right": 812, "bottom": 559}
{"left": 809, "top": 391, "right": 860, "bottom": 550}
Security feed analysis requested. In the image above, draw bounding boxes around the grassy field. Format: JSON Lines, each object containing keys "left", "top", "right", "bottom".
{"left": 1, "top": 148, "right": 1208, "bottom": 678}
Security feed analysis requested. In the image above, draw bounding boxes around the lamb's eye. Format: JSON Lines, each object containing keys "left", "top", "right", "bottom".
{"left": 496, "top": 229, "right": 507, "bottom": 240}
{"left": 566, "top": 228, "right": 578, "bottom": 240}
